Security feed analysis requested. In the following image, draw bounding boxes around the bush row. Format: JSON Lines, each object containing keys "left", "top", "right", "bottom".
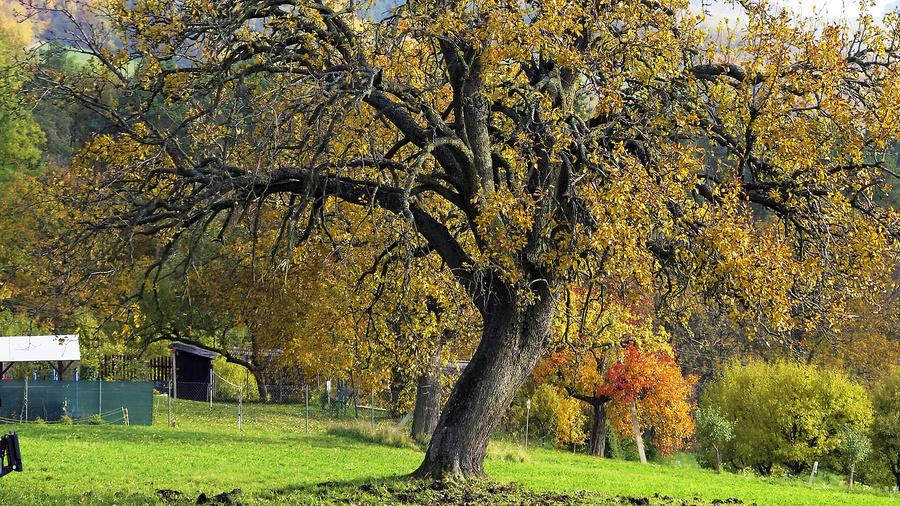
{"left": 697, "top": 360, "right": 900, "bottom": 488}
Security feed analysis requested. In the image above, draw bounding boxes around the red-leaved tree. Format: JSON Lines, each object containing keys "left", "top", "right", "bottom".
{"left": 600, "top": 345, "right": 696, "bottom": 461}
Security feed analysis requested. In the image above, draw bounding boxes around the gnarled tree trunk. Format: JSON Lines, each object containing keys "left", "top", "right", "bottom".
{"left": 414, "top": 282, "right": 555, "bottom": 480}
{"left": 571, "top": 392, "right": 611, "bottom": 457}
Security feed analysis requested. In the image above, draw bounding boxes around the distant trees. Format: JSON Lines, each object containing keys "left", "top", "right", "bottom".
{"left": 699, "top": 361, "right": 871, "bottom": 476}
{"left": 0, "top": 9, "right": 65, "bottom": 335}
{"left": 0, "top": 5, "right": 42, "bottom": 178}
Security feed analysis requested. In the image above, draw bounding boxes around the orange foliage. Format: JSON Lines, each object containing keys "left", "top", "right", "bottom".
{"left": 602, "top": 345, "right": 697, "bottom": 456}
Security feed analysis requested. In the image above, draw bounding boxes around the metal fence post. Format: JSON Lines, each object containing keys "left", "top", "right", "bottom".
{"left": 98, "top": 378, "right": 102, "bottom": 417}
{"left": 525, "top": 398, "right": 531, "bottom": 451}
{"left": 171, "top": 350, "right": 177, "bottom": 400}
{"left": 304, "top": 385, "right": 309, "bottom": 434}
{"left": 238, "top": 383, "right": 243, "bottom": 431}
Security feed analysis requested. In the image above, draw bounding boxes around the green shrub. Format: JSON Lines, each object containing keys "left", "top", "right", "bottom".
{"left": 872, "top": 370, "right": 900, "bottom": 489}
{"left": 59, "top": 415, "right": 73, "bottom": 425}
{"left": 700, "top": 360, "right": 871, "bottom": 476}
{"left": 607, "top": 421, "right": 625, "bottom": 459}
{"left": 854, "top": 450, "right": 894, "bottom": 488}
{"left": 89, "top": 414, "right": 106, "bottom": 425}
{"left": 79, "top": 359, "right": 99, "bottom": 381}
{"left": 609, "top": 432, "right": 660, "bottom": 462}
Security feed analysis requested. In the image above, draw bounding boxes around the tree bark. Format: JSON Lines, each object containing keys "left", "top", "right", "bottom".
{"left": 411, "top": 346, "right": 443, "bottom": 440}
{"left": 252, "top": 369, "right": 270, "bottom": 402}
{"left": 413, "top": 282, "right": 556, "bottom": 480}
{"left": 630, "top": 401, "right": 647, "bottom": 464}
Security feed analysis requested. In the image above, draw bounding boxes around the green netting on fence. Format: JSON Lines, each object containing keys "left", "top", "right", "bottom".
{"left": 0, "top": 380, "right": 154, "bottom": 425}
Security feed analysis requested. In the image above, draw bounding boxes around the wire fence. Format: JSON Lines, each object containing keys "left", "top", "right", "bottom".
{"left": 159, "top": 377, "right": 403, "bottom": 433}
{"left": 212, "top": 373, "right": 242, "bottom": 431}
{"left": 166, "top": 373, "right": 393, "bottom": 408}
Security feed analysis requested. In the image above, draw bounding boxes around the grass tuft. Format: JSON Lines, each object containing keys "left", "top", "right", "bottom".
{"left": 326, "top": 421, "right": 422, "bottom": 451}
{"left": 486, "top": 440, "right": 532, "bottom": 463}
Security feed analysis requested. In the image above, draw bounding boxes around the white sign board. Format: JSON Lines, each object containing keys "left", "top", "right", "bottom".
{"left": 0, "top": 335, "right": 80, "bottom": 362}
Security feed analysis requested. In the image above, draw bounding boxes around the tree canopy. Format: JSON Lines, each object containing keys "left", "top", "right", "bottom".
{"left": 26, "top": 0, "right": 900, "bottom": 479}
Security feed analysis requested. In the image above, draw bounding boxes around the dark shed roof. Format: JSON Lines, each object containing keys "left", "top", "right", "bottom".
{"left": 169, "top": 343, "right": 218, "bottom": 359}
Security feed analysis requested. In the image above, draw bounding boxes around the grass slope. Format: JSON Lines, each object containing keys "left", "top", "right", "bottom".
{"left": 0, "top": 396, "right": 892, "bottom": 505}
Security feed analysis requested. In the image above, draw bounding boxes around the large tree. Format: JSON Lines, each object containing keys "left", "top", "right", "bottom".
{"left": 29, "top": 0, "right": 900, "bottom": 479}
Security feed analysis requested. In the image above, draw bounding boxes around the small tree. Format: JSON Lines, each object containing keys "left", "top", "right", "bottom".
{"left": 530, "top": 383, "right": 567, "bottom": 443}
{"left": 696, "top": 407, "right": 735, "bottom": 474}
{"left": 839, "top": 424, "right": 872, "bottom": 487}
{"left": 554, "top": 396, "right": 587, "bottom": 453}
{"left": 601, "top": 345, "right": 696, "bottom": 462}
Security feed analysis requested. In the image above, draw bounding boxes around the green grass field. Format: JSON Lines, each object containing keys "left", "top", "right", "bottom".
{"left": 0, "top": 396, "right": 894, "bottom": 505}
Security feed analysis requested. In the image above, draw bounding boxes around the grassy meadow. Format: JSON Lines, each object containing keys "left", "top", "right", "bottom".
{"left": 0, "top": 396, "right": 894, "bottom": 505}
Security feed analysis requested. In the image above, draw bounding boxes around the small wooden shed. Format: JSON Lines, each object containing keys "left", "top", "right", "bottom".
{"left": 169, "top": 343, "right": 217, "bottom": 401}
